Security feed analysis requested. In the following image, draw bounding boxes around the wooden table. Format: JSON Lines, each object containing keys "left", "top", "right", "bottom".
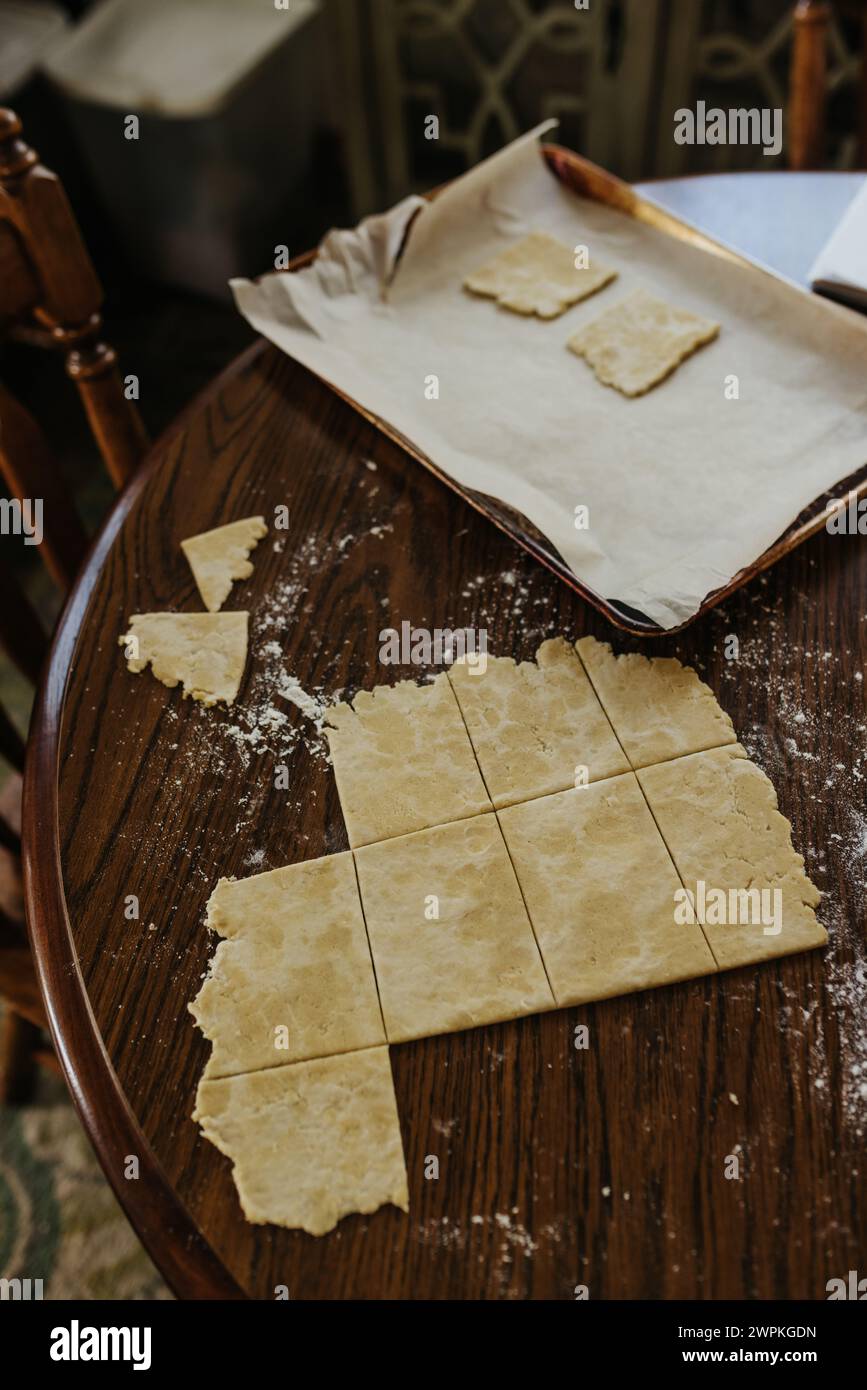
{"left": 24, "top": 171, "right": 867, "bottom": 1300}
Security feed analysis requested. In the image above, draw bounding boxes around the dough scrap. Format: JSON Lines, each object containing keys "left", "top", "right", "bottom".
{"left": 637, "top": 744, "right": 825, "bottom": 970}
{"left": 499, "top": 774, "right": 716, "bottom": 1005}
{"left": 448, "top": 637, "right": 629, "bottom": 806}
{"left": 463, "top": 231, "right": 617, "bottom": 319}
{"left": 568, "top": 288, "right": 719, "bottom": 396}
{"left": 193, "top": 1047, "right": 408, "bottom": 1235}
{"left": 118, "top": 611, "right": 248, "bottom": 706}
{"left": 576, "top": 635, "right": 736, "bottom": 769}
{"left": 354, "top": 812, "right": 554, "bottom": 1042}
{"left": 325, "top": 672, "right": 491, "bottom": 847}
{"left": 190, "top": 852, "right": 384, "bottom": 1079}
{"left": 181, "top": 516, "right": 267, "bottom": 612}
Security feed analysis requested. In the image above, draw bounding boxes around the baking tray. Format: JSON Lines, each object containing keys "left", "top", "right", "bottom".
{"left": 285, "top": 144, "right": 867, "bottom": 637}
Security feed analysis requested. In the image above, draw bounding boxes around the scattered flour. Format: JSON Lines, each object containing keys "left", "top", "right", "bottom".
{"left": 708, "top": 576, "right": 867, "bottom": 1134}
{"left": 278, "top": 673, "right": 327, "bottom": 731}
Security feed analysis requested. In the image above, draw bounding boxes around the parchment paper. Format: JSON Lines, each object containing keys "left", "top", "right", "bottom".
{"left": 232, "top": 124, "right": 867, "bottom": 629}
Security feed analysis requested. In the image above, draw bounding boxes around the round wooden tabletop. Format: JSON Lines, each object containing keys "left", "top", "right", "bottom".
{"left": 24, "top": 171, "right": 867, "bottom": 1300}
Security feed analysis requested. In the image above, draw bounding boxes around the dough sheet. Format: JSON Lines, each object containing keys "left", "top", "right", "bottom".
{"left": 192, "top": 637, "right": 824, "bottom": 1234}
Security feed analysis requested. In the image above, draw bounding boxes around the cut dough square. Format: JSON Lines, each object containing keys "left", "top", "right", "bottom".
{"left": 463, "top": 231, "right": 617, "bottom": 319}
{"left": 499, "top": 774, "right": 716, "bottom": 1005}
{"left": 567, "top": 288, "right": 719, "bottom": 396}
{"left": 447, "top": 637, "right": 629, "bottom": 807}
{"left": 637, "top": 744, "right": 825, "bottom": 971}
{"left": 193, "top": 1046, "right": 408, "bottom": 1235}
{"left": 190, "top": 852, "right": 384, "bottom": 1078}
{"left": 181, "top": 515, "right": 267, "bottom": 612}
{"left": 576, "top": 635, "right": 736, "bottom": 770}
{"left": 325, "top": 672, "right": 491, "bottom": 847}
{"left": 118, "top": 611, "right": 248, "bottom": 706}
{"left": 354, "top": 812, "right": 554, "bottom": 1042}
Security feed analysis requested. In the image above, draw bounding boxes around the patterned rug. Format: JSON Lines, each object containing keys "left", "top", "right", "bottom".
{"left": 0, "top": 1037, "right": 170, "bottom": 1300}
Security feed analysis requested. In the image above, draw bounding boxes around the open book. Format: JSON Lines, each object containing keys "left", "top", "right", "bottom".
{"left": 809, "top": 178, "right": 867, "bottom": 312}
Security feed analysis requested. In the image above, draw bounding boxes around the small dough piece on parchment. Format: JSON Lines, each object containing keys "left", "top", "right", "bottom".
{"left": 568, "top": 288, "right": 719, "bottom": 396}
{"left": 190, "top": 852, "right": 385, "bottom": 1080}
{"left": 499, "top": 774, "right": 716, "bottom": 1005}
{"left": 118, "top": 611, "right": 248, "bottom": 706}
{"left": 193, "top": 1046, "right": 409, "bottom": 1235}
{"left": 354, "top": 812, "right": 554, "bottom": 1043}
{"left": 576, "top": 635, "right": 736, "bottom": 770}
{"left": 463, "top": 231, "right": 617, "bottom": 319}
{"left": 447, "top": 637, "right": 629, "bottom": 806}
{"left": 325, "top": 672, "right": 491, "bottom": 847}
{"left": 638, "top": 744, "right": 825, "bottom": 971}
{"left": 181, "top": 516, "right": 267, "bottom": 612}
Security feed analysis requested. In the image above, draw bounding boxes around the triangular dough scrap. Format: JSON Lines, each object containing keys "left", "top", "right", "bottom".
{"left": 190, "top": 852, "right": 385, "bottom": 1079}
{"left": 118, "top": 611, "right": 248, "bottom": 706}
{"left": 576, "top": 635, "right": 736, "bottom": 769}
{"left": 464, "top": 231, "right": 617, "bottom": 320}
{"left": 193, "top": 1046, "right": 409, "bottom": 1235}
{"left": 181, "top": 516, "right": 267, "bottom": 612}
{"left": 447, "top": 636, "right": 629, "bottom": 806}
{"left": 568, "top": 288, "right": 719, "bottom": 396}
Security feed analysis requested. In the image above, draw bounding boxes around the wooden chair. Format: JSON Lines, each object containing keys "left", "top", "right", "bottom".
{"left": 790, "top": 0, "right": 867, "bottom": 168}
{"left": 0, "top": 107, "right": 148, "bottom": 1102}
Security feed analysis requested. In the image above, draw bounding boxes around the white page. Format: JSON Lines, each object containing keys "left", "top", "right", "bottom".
{"left": 809, "top": 177, "right": 867, "bottom": 293}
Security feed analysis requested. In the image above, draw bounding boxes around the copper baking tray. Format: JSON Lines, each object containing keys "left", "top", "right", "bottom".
{"left": 286, "top": 143, "right": 867, "bottom": 636}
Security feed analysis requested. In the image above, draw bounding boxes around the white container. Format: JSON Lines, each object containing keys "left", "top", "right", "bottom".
{"left": 42, "top": 0, "right": 322, "bottom": 297}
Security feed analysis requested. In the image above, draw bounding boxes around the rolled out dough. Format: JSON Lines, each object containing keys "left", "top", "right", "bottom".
{"left": 190, "top": 852, "right": 385, "bottom": 1078}
{"left": 463, "top": 231, "right": 617, "bottom": 319}
{"left": 568, "top": 288, "right": 719, "bottom": 396}
{"left": 499, "top": 774, "right": 716, "bottom": 1004}
{"left": 118, "top": 611, "right": 248, "bottom": 706}
{"left": 638, "top": 744, "right": 826, "bottom": 969}
{"left": 181, "top": 516, "right": 267, "bottom": 612}
{"left": 325, "top": 672, "right": 491, "bottom": 847}
{"left": 354, "top": 812, "right": 554, "bottom": 1042}
{"left": 447, "top": 637, "right": 629, "bottom": 806}
{"left": 191, "top": 637, "right": 824, "bottom": 1235}
{"left": 193, "top": 1046, "right": 409, "bottom": 1235}
{"left": 576, "top": 635, "right": 736, "bottom": 769}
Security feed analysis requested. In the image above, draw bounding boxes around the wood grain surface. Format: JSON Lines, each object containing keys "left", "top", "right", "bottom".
{"left": 25, "top": 205, "right": 867, "bottom": 1301}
